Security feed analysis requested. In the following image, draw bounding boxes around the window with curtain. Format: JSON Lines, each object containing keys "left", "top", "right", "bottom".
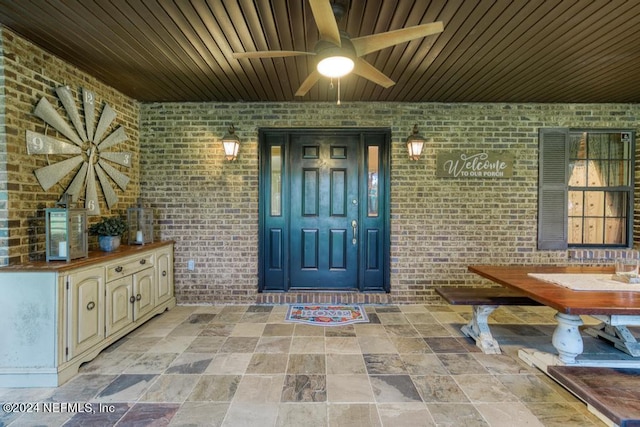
{"left": 538, "top": 129, "right": 634, "bottom": 249}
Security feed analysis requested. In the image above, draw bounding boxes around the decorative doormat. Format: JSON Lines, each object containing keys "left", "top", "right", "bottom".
{"left": 285, "top": 304, "right": 369, "bottom": 326}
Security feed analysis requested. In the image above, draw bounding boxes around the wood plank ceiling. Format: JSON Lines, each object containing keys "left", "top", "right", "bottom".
{"left": 0, "top": 0, "right": 638, "bottom": 103}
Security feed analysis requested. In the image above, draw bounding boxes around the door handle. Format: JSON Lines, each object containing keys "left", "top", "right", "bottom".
{"left": 351, "top": 220, "right": 358, "bottom": 245}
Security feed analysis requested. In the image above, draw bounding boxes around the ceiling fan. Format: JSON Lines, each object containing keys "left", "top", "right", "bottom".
{"left": 232, "top": 0, "right": 443, "bottom": 97}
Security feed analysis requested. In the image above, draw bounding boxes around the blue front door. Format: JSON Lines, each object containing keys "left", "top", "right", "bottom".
{"left": 289, "top": 134, "right": 359, "bottom": 289}
{"left": 259, "top": 128, "right": 389, "bottom": 292}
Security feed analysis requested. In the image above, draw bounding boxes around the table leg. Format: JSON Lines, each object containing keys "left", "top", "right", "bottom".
{"left": 460, "top": 305, "right": 501, "bottom": 354}
{"left": 552, "top": 312, "right": 584, "bottom": 364}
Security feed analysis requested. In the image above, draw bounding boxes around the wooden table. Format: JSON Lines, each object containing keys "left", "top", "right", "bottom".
{"left": 468, "top": 265, "right": 640, "bottom": 369}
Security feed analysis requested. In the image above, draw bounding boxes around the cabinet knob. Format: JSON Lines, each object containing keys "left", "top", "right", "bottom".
{"left": 140, "top": 259, "right": 146, "bottom": 265}
{"left": 129, "top": 296, "right": 136, "bottom": 304}
{"left": 86, "top": 301, "right": 95, "bottom": 311}
{"left": 162, "top": 271, "right": 167, "bottom": 277}
{"left": 136, "top": 294, "right": 142, "bottom": 301}
{"left": 115, "top": 266, "right": 123, "bottom": 273}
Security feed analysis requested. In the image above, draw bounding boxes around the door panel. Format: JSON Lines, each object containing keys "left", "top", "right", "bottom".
{"left": 290, "top": 136, "right": 359, "bottom": 289}
{"left": 259, "top": 128, "right": 390, "bottom": 292}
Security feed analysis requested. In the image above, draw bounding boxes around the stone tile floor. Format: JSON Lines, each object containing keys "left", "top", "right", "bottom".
{"left": 0, "top": 303, "right": 611, "bottom": 426}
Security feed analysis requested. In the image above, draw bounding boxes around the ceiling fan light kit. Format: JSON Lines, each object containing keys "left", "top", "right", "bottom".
{"left": 315, "top": 36, "right": 355, "bottom": 78}
{"left": 232, "top": 0, "right": 443, "bottom": 99}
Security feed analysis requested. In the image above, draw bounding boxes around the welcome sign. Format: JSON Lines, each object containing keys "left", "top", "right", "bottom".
{"left": 436, "top": 151, "right": 514, "bottom": 178}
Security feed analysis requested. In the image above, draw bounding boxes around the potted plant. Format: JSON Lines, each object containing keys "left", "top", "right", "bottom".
{"left": 89, "top": 216, "right": 128, "bottom": 252}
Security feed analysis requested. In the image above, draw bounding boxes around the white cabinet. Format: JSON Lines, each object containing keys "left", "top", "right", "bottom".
{"left": 105, "top": 275, "right": 133, "bottom": 337}
{"left": 67, "top": 265, "right": 105, "bottom": 358}
{"left": 0, "top": 241, "right": 175, "bottom": 387}
{"left": 156, "top": 245, "right": 173, "bottom": 305}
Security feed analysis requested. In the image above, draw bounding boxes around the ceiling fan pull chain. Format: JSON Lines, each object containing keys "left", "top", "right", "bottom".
{"left": 337, "top": 78, "right": 341, "bottom": 105}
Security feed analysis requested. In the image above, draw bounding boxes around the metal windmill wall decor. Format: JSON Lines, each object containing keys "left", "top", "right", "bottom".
{"left": 26, "top": 86, "right": 132, "bottom": 215}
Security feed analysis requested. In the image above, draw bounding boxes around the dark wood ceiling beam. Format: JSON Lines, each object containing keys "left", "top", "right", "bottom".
{"left": 159, "top": 1, "right": 244, "bottom": 101}
{"left": 177, "top": 1, "right": 265, "bottom": 101}
{"left": 134, "top": 0, "right": 236, "bottom": 101}
{"left": 95, "top": 0, "right": 201, "bottom": 101}
{"left": 498, "top": 0, "right": 640, "bottom": 102}
{"left": 422, "top": 0, "right": 533, "bottom": 102}
{"left": 381, "top": 0, "right": 462, "bottom": 101}
{"left": 430, "top": 0, "right": 578, "bottom": 102}
{"left": 213, "top": 0, "right": 270, "bottom": 101}
{"left": 485, "top": 0, "right": 635, "bottom": 102}
{"left": 400, "top": 0, "right": 497, "bottom": 102}
{"left": 390, "top": 0, "right": 474, "bottom": 102}
{"left": 2, "top": 0, "right": 184, "bottom": 101}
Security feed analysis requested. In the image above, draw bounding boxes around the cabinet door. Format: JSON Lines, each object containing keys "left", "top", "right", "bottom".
{"left": 133, "top": 268, "right": 154, "bottom": 320}
{"left": 67, "top": 266, "right": 105, "bottom": 359}
{"left": 105, "top": 276, "right": 133, "bottom": 337}
{"left": 156, "top": 246, "right": 174, "bottom": 305}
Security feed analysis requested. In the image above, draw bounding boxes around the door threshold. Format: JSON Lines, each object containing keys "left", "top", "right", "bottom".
{"left": 256, "top": 291, "right": 391, "bottom": 305}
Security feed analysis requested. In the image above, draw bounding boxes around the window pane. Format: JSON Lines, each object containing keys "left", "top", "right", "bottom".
{"left": 583, "top": 217, "right": 603, "bottom": 244}
{"left": 367, "top": 146, "right": 379, "bottom": 217}
{"left": 605, "top": 218, "right": 625, "bottom": 244}
{"left": 270, "top": 146, "right": 282, "bottom": 216}
{"left": 584, "top": 191, "right": 604, "bottom": 217}
{"left": 568, "top": 191, "right": 583, "bottom": 216}
{"left": 586, "top": 158, "right": 607, "bottom": 187}
{"left": 606, "top": 160, "right": 629, "bottom": 186}
{"left": 568, "top": 217, "right": 583, "bottom": 245}
{"left": 605, "top": 191, "right": 626, "bottom": 217}
{"left": 569, "top": 133, "right": 586, "bottom": 159}
{"left": 568, "top": 160, "right": 587, "bottom": 186}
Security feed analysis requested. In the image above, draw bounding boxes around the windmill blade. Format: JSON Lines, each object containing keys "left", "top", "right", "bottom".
{"left": 353, "top": 58, "right": 395, "bottom": 88}
{"left": 309, "top": 0, "right": 341, "bottom": 46}
{"left": 85, "top": 163, "right": 100, "bottom": 215}
{"left": 295, "top": 70, "right": 321, "bottom": 97}
{"left": 34, "top": 155, "right": 83, "bottom": 191}
{"left": 65, "top": 162, "right": 89, "bottom": 203}
{"left": 55, "top": 86, "right": 88, "bottom": 142}
{"left": 98, "top": 126, "right": 128, "bottom": 150}
{"left": 25, "top": 130, "right": 82, "bottom": 155}
{"left": 33, "top": 97, "right": 84, "bottom": 146}
{"left": 98, "top": 160, "right": 130, "bottom": 191}
{"left": 93, "top": 103, "right": 116, "bottom": 143}
{"left": 95, "top": 162, "right": 119, "bottom": 209}
{"left": 351, "top": 22, "right": 444, "bottom": 56}
{"left": 83, "top": 88, "right": 96, "bottom": 143}
{"left": 100, "top": 151, "right": 133, "bottom": 168}
{"left": 233, "top": 51, "right": 314, "bottom": 59}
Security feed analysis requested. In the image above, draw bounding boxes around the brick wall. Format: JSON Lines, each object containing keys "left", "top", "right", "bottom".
{"left": 0, "top": 29, "right": 140, "bottom": 264}
{"left": 2, "top": 29, "right": 639, "bottom": 304}
{"left": 140, "top": 102, "right": 640, "bottom": 304}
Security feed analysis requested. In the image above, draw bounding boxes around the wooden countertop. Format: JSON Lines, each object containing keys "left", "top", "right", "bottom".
{"left": 468, "top": 265, "right": 640, "bottom": 316}
{"left": 0, "top": 241, "right": 174, "bottom": 273}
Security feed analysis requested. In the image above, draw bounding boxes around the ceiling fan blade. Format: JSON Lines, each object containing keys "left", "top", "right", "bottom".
{"left": 308, "top": 0, "right": 341, "bottom": 46}
{"left": 351, "top": 21, "right": 444, "bottom": 56}
{"left": 295, "top": 70, "right": 321, "bottom": 97}
{"left": 352, "top": 58, "right": 395, "bottom": 88}
{"left": 233, "top": 51, "right": 314, "bottom": 59}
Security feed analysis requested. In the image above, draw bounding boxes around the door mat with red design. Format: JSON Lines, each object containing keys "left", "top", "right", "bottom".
{"left": 285, "top": 304, "right": 369, "bottom": 326}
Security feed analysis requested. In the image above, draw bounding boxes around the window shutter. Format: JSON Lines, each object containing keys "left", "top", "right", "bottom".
{"left": 538, "top": 128, "right": 569, "bottom": 250}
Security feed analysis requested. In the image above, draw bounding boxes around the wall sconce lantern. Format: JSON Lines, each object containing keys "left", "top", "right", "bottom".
{"left": 406, "top": 124, "right": 425, "bottom": 161}
{"left": 222, "top": 124, "right": 240, "bottom": 161}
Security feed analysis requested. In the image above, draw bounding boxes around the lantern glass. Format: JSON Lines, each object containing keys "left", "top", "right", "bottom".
{"left": 407, "top": 140, "right": 424, "bottom": 160}
{"left": 127, "top": 204, "right": 154, "bottom": 245}
{"left": 45, "top": 207, "right": 88, "bottom": 262}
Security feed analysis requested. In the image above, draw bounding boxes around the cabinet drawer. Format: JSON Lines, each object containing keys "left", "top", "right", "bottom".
{"left": 106, "top": 254, "right": 154, "bottom": 282}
